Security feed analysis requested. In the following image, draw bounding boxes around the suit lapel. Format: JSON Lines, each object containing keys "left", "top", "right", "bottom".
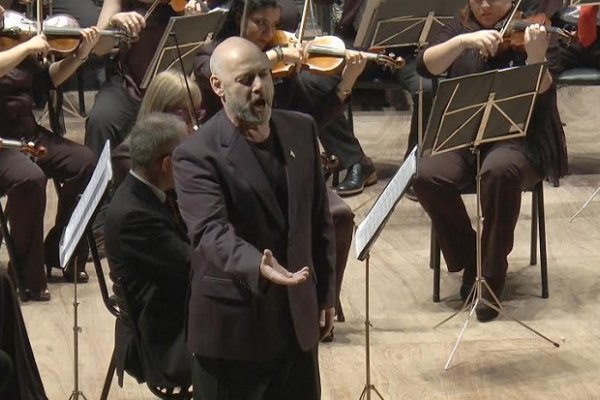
{"left": 221, "top": 113, "right": 287, "bottom": 229}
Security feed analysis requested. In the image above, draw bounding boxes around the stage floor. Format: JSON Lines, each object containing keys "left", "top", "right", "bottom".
{"left": 13, "top": 85, "right": 600, "bottom": 399}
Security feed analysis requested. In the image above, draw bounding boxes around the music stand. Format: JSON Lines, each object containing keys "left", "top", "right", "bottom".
{"left": 352, "top": 0, "right": 464, "bottom": 148}
{"left": 59, "top": 141, "right": 113, "bottom": 400}
{"left": 354, "top": 146, "right": 418, "bottom": 400}
{"left": 422, "top": 64, "right": 560, "bottom": 370}
{"left": 140, "top": 9, "right": 227, "bottom": 90}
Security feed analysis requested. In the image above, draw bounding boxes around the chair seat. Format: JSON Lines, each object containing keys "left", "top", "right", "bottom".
{"left": 557, "top": 68, "right": 600, "bottom": 86}
{"left": 355, "top": 78, "right": 406, "bottom": 91}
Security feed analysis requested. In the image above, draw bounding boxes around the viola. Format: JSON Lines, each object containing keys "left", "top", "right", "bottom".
{"left": 0, "top": 137, "right": 46, "bottom": 159}
{"left": 0, "top": 11, "right": 131, "bottom": 55}
{"left": 270, "top": 30, "right": 405, "bottom": 78}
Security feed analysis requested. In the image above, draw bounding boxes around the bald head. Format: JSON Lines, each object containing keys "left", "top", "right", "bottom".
{"left": 210, "top": 37, "right": 268, "bottom": 78}
{"left": 209, "top": 37, "right": 274, "bottom": 126}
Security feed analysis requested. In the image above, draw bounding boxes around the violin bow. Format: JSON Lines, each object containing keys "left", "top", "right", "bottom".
{"left": 36, "top": 0, "right": 49, "bottom": 65}
{"left": 297, "top": 0, "right": 311, "bottom": 42}
{"left": 144, "top": 0, "right": 162, "bottom": 21}
{"left": 240, "top": 0, "right": 251, "bottom": 38}
{"left": 499, "top": 0, "right": 524, "bottom": 37}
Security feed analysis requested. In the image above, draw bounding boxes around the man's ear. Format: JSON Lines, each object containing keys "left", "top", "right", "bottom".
{"left": 161, "top": 154, "right": 172, "bottom": 174}
{"left": 210, "top": 75, "right": 225, "bottom": 98}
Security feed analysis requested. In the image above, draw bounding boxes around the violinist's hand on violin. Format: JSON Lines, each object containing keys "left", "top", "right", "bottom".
{"left": 185, "top": 0, "right": 206, "bottom": 15}
{"left": 76, "top": 27, "right": 100, "bottom": 60}
{"left": 524, "top": 24, "right": 549, "bottom": 64}
{"left": 459, "top": 30, "right": 502, "bottom": 58}
{"left": 341, "top": 50, "right": 367, "bottom": 82}
{"left": 110, "top": 11, "right": 146, "bottom": 36}
{"left": 281, "top": 46, "right": 304, "bottom": 65}
{"left": 25, "top": 34, "right": 50, "bottom": 56}
{"left": 260, "top": 249, "right": 310, "bottom": 286}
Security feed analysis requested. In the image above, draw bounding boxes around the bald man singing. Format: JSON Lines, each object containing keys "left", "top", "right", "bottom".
{"left": 172, "top": 37, "right": 336, "bottom": 400}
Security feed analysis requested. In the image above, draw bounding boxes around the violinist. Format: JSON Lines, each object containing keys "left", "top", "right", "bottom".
{"left": 84, "top": 0, "right": 203, "bottom": 158}
{"left": 413, "top": 0, "right": 567, "bottom": 321}
{"left": 0, "top": 4, "right": 99, "bottom": 300}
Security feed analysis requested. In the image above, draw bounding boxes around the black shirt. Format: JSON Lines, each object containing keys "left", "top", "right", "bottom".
{"left": 247, "top": 128, "right": 288, "bottom": 220}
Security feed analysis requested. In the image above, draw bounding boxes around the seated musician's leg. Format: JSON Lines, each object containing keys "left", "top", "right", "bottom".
{"left": 413, "top": 150, "right": 477, "bottom": 298}
{"left": 36, "top": 130, "right": 96, "bottom": 279}
{"left": 298, "top": 72, "right": 377, "bottom": 196}
{"left": 85, "top": 76, "right": 140, "bottom": 157}
{"left": 327, "top": 190, "right": 354, "bottom": 324}
{"left": 0, "top": 151, "right": 48, "bottom": 300}
{"left": 477, "top": 142, "right": 541, "bottom": 321}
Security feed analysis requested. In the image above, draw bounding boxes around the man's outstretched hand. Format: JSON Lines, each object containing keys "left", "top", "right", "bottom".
{"left": 260, "top": 249, "right": 309, "bottom": 286}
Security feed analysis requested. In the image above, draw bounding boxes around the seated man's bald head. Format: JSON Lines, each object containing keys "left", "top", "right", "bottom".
{"left": 210, "top": 36, "right": 268, "bottom": 77}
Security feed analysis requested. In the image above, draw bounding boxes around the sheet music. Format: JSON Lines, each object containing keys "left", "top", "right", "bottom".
{"left": 59, "top": 142, "right": 112, "bottom": 268}
{"left": 355, "top": 146, "right": 417, "bottom": 261}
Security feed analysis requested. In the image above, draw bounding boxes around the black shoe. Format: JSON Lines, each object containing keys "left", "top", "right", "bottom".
{"left": 62, "top": 269, "right": 89, "bottom": 284}
{"left": 334, "top": 163, "right": 378, "bottom": 196}
{"left": 321, "top": 327, "right": 334, "bottom": 343}
{"left": 21, "top": 289, "right": 51, "bottom": 302}
{"left": 475, "top": 279, "right": 505, "bottom": 322}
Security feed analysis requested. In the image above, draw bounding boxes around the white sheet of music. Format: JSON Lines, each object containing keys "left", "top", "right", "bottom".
{"left": 355, "top": 146, "right": 417, "bottom": 260}
{"left": 59, "top": 141, "right": 112, "bottom": 268}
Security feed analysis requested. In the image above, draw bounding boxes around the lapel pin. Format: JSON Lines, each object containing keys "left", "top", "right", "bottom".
{"left": 289, "top": 150, "right": 296, "bottom": 159}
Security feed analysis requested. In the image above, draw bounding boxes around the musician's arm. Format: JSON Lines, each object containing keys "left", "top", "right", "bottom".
{"left": 94, "top": 0, "right": 123, "bottom": 55}
{"left": 0, "top": 44, "right": 36, "bottom": 79}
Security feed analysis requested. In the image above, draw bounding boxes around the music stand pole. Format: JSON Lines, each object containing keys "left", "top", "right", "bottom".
{"left": 358, "top": 253, "right": 385, "bottom": 400}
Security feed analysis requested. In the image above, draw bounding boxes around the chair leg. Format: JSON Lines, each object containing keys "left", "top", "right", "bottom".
{"left": 431, "top": 226, "right": 441, "bottom": 303}
{"left": 530, "top": 187, "right": 538, "bottom": 265}
{"left": 100, "top": 349, "right": 117, "bottom": 400}
{"left": 537, "top": 184, "right": 549, "bottom": 298}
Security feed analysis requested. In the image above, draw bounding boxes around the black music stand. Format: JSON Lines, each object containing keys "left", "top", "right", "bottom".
{"left": 59, "top": 141, "right": 113, "bottom": 400}
{"left": 422, "top": 64, "right": 560, "bottom": 370}
{"left": 140, "top": 9, "right": 227, "bottom": 90}
{"left": 352, "top": 0, "right": 464, "bottom": 148}
{"left": 354, "top": 146, "right": 418, "bottom": 400}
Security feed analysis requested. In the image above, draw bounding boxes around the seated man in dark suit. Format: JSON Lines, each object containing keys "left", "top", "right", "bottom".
{"left": 173, "top": 37, "right": 336, "bottom": 400}
{"left": 104, "top": 113, "right": 192, "bottom": 389}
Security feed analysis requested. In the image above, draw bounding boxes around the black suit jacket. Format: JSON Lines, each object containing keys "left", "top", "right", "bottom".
{"left": 173, "top": 109, "right": 336, "bottom": 361}
{"left": 104, "top": 174, "right": 192, "bottom": 387}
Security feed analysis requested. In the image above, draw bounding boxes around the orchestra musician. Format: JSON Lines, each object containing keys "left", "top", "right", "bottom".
{"left": 174, "top": 36, "right": 335, "bottom": 400}
{"left": 0, "top": 4, "right": 99, "bottom": 300}
{"left": 194, "top": 0, "right": 359, "bottom": 326}
{"left": 413, "top": 0, "right": 567, "bottom": 321}
{"left": 85, "top": 0, "right": 203, "bottom": 157}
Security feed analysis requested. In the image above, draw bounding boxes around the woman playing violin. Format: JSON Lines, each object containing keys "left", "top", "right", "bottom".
{"left": 85, "top": 0, "right": 203, "bottom": 159}
{"left": 0, "top": 4, "right": 100, "bottom": 301}
{"left": 413, "top": 0, "right": 567, "bottom": 321}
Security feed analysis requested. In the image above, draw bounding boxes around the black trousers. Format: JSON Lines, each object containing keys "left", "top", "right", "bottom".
{"left": 85, "top": 75, "right": 140, "bottom": 157}
{"left": 0, "top": 130, "right": 95, "bottom": 292}
{"left": 192, "top": 345, "right": 320, "bottom": 400}
{"left": 298, "top": 72, "right": 367, "bottom": 169}
{"left": 413, "top": 141, "right": 540, "bottom": 283}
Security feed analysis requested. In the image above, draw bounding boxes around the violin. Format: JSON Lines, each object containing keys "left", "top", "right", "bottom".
{"left": 0, "top": 137, "right": 46, "bottom": 158}
{"left": 497, "top": 12, "right": 575, "bottom": 54}
{"left": 0, "top": 10, "right": 131, "bottom": 55}
{"left": 270, "top": 31, "right": 405, "bottom": 78}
